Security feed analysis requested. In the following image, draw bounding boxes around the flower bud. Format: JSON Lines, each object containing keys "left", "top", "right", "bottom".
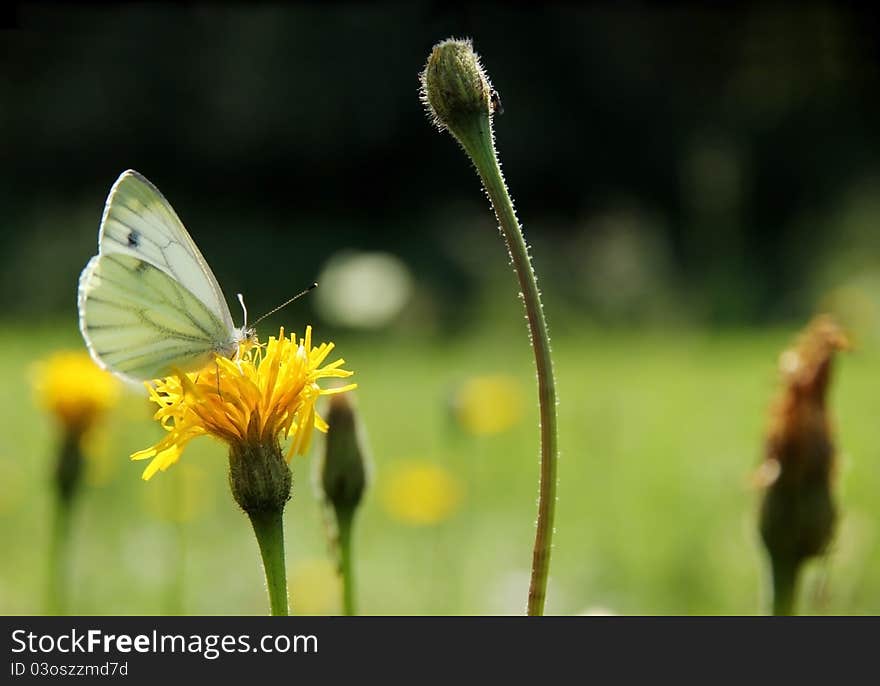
{"left": 319, "top": 393, "right": 368, "bottom": 518}
{"left": 420, "top": 38, "right": 497, "bottom": 134}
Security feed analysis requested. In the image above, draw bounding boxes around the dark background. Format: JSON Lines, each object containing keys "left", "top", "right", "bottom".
{"left": 4, "top": 3, "right": 880, "bottom": 332}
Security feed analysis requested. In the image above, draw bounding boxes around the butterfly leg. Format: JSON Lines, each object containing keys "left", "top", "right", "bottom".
{"left": 215, "top": 358, "right": 224, "bottom": 400}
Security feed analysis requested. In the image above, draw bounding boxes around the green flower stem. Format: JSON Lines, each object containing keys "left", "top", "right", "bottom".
{"left": 770, "top": 557, "right": 800, "bottom": 616}
{"left": 47, "top": 493, "right": 73, "bottom": 615}
{"left": 248, "top": 510, "right": 289, "bottom": 616}
{"left": 336, "top": 509, "right": 357, "bottom": 616}
{"left": 454, "top": 120, "right": 559, "bottom": 617}
{"left": 47, "top": 431, "right": 84, "bottom": 615}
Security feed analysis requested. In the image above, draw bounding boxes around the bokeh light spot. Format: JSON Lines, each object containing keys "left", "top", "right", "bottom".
{"left": 315, "top": 251, "right": 414, "bottom": 329}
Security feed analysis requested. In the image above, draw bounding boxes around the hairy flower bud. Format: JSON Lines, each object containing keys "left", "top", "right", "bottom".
{"left": 420, "top": 38, "right": 498, "bottom": 135}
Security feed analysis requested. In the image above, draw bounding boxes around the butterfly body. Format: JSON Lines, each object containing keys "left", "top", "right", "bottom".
{"left": 78, "top": 170, "right": 251, "bottom": 383}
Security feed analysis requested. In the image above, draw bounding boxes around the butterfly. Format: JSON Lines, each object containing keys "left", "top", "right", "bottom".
{"left": 77, "top": 170, "right": 255, "bottom": 384}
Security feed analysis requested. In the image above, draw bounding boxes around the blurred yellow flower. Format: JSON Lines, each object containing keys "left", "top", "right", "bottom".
{"left": 452, "top": 374, "right": 525, "bottom": 435}
{"left": 381, "top": 461, "right": 463, "bottom": 525}
{"left": 132, "top": 327, "right": 355, "bottom": 480}
{"left": 289, "top": 558, "right": 341, "bottom": 615}
{"left": 32, "top": 350, "right": 121, "bottom": 435}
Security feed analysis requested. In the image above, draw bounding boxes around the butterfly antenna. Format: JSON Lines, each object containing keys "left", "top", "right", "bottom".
{"left": 251, "top": 282, "right": 318, "bottom": 328}
{"left": 237, "top": 293, "right": 249, "bottom": 329}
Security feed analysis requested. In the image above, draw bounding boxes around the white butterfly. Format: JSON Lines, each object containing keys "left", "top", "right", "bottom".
{"left": 77, "top": 170, "right": 254, "bottom": 383}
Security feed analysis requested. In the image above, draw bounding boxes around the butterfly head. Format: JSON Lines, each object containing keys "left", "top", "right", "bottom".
{"left": 233, "top": 293, "right": 260, "bottom": 353}
{"left": 233, "top": 326, "right": 260, "bottom": 357}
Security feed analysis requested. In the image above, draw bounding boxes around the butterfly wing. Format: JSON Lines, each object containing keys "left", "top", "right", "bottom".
{"left": 96, "top": 169, "right": 235, "bottom": 331}
{"left": 79, "top": 253, "right": 236, "bottom": 382}
{"left": 78, "top": 170, "right": 238, "bottom": 382}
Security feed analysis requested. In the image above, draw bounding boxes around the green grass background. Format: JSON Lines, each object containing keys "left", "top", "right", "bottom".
{"left": 1, "top": 318, "right": 878, "bottom": 616}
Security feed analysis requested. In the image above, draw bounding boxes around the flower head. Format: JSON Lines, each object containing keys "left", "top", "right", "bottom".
{"left": 759, "top": 314, "right": 849, "bottom": 611}
{"left": 32, "top": 350, "right": 121, "bottom": 435}
{"left": 132, "top": 326, "right": 355, "bottom": 481}
{"left": 764, "top": 314, "right": 850, "bottom": 487}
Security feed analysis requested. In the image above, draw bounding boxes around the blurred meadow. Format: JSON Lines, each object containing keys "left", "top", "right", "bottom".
{"left": 3, "top": 4, "right": 880, "bottom": 615}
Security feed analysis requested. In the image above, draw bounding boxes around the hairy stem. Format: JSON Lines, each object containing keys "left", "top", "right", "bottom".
{"left": 456, "top": 119, "right": 559, "bottom": 616}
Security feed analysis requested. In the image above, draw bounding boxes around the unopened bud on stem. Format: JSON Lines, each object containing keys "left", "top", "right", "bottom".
{"left": 318, "top": 393, "right": 369, "bottom": 616}
{"left": 420, "top": 38, "right": 500, "bottom": 139}
{"left": 320, "top": 393, "right": 368, "bottom": 521}
{"left": 420, "top": 36, "right": 560, "bottom": 616}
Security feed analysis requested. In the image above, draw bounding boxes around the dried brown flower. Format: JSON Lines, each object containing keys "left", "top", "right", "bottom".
{"left": 758, "top": 314, "right": 849, "bottom": 613}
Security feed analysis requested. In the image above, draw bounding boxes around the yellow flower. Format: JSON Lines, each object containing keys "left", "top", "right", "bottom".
{"left": 32, "top": 351, "right": 121, "bottom": 435}
{"left": 452, "top": 374, "right": 525, "bottom": 435}
{"left": 381, "top": 460, "right": 463, "bottom": 525}
{"left": 132, "top": 326, "right": 355, "bottom": 480}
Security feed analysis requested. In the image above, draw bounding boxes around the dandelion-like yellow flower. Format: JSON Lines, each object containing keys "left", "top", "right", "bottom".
{"left": 32, "top": 351, "right": 121, "bottom": 435}
{"left": 381, "top": 461, "right": 463, "bottom": 525}
{"left": 132, "top": 326, "right": 356, "bottom": 481}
